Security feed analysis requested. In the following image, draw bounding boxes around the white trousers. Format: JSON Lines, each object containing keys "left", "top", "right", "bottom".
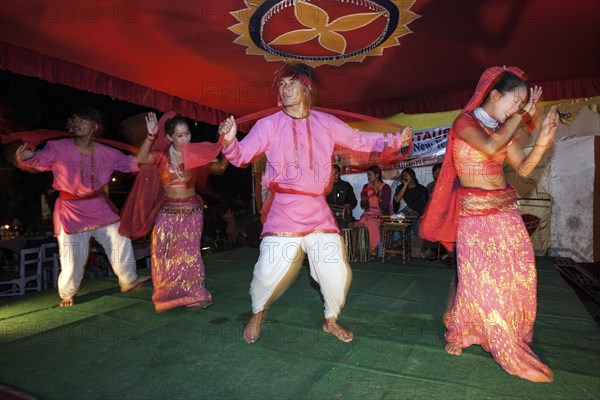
{"left": 250, "top": 233, "right": 352, "bottom": 319}
{"left": 56, "top": 222, "right": 137, "bottom": 299}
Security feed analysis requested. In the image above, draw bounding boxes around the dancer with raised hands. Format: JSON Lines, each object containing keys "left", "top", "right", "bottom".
{"left": 121, "top": 112, "right": 222, "bottom": 312}
{"left": 420, "top": 66, "right": 558, "bottom": 382}
{"left": 213, "top": 63, "right": 413, "bottom": 344}
{"left": 15, "top": 106, "right": 150, "bottom": 307}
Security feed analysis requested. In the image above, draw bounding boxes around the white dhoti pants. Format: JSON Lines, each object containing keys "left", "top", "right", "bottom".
{"left": 56, "top": 222, "right": 138, "bottom": 299}
{"left": 250, "top": 232, "right": 352, "bottom": 319}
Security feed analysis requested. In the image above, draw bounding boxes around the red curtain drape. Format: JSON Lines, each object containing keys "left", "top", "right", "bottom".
{"left": 0, "top": 42, "right": 231, "bottom": 126}
{"left": 2, "top": 41, "right": 599, "bottom": 121}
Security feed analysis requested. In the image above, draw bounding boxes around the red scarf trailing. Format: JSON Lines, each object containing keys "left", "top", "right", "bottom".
{"left": 418, "top": 66, "right": 528, "bottom": 251}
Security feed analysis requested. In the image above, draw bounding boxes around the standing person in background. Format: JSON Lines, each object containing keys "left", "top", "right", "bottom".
{"left": 326, "top": 164, "right": 358, "bottom": 229}
{"left": 354, "top": 165, "right": 391, "bottom": 258}
{"left": 16, "top": 106, "right": 150, "bottom": 307}
{"left": 426, "top": 163, "right": 442, "bottom": 197}
{"left": 420, "top": 66, "right": 557, "bottom": 382}
{"left": 214, "top": 63, "right": 413, "bottom": 344}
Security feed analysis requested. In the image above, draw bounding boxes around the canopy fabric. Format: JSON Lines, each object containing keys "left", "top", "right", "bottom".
{"left": 0, "top": 0, "right": 599, "bottom": 125}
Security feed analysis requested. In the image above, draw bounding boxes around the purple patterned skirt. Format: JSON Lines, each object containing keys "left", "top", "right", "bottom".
{"left": 151, "top": 195, "right": 212, "bottom": 312}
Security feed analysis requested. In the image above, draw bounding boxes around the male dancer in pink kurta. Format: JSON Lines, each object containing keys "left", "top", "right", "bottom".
{"left": 217, "top": 64, "right": 413, "bottom": 343}
{"left": 16, "top": 107, "right": 150, "bottom": 307}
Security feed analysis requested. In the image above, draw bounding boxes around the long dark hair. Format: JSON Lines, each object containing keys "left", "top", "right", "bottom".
{"left": 367, "top": 165, "right": 383, "bottom": 182}
{"left": 482, "top": 72, "right": 529, "bottom": 106}
{"left": 401, "top": 167, "right": 419, "bottom": 185}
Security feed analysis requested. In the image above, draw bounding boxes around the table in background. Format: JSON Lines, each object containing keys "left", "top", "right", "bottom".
{"left": 380, "top": 219, "right": 414, "bottom": 264}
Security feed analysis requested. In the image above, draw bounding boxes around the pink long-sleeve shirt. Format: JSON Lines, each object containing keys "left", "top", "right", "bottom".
{"left": 20, "top": 139, "right": 139, "bottom": 235}
{"left": 223, "top": 110, "right": 387, "bottom": 236}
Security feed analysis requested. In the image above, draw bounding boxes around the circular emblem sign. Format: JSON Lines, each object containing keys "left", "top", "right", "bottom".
{"left": 230, "top": 0, "right": 420, "bottom": 67}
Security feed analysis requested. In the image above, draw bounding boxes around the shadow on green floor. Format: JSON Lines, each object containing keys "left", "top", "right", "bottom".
{"left": 1, "top": 248, "right": 599, "bottom": 400}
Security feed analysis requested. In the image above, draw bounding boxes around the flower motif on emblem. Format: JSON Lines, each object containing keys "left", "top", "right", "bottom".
{"left": 230, "top": 0, "right": 420, "bottom": 67}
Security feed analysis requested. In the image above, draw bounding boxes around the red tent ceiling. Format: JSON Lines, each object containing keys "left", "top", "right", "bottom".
{"left": 1, "top": 0, "right": 599, "bottom": 126}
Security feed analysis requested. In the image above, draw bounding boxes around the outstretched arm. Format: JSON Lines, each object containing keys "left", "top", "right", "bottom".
{"left": 219, "top": 116, "right": 271, "bottom": 167}
{"left": 330, "top": 114, "right": 413, "bottom": 153}
{"left": 15, "top": 141, "right": 55, "bottom": 172}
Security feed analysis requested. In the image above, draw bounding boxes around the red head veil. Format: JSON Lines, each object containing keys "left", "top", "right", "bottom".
{"left": 419, "top": 66, "right": 527, "bottom": 251}
{"left": 119, "top": 112, "right": 224, "bottom": 239}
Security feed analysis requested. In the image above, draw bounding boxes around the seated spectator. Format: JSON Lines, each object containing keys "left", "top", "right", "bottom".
{"left": 392, "top": 167, "right": 428, "bottom": 250}
{"left": 326, "top": 164, "right": 358, "bottom": 229}
{"left": 353, "top": 165, "right": 391, "bottom": 258}
{"left": 393, "top": 167, "right": 428, "bottom": 221}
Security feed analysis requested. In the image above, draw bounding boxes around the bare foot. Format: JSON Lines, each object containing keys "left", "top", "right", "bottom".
{"left": 120, "top": 275, "right": 151, "bottom": 293}
{"left": 59, "top": 297, "right": 74, "bottom": 307}
{"left": 445, "top": 342, "right": 463, "bottom": 356}
{"left": 323, "top": 317, "right": 353, "bottom": 343}
{"left": 243, "top": 311, "right": 265, "bottom": 344}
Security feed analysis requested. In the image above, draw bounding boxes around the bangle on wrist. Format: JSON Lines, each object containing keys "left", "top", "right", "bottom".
{"left": 517, "top": 109, "right": 536, "bottom": 133}
{"left": 534, "top": 143, "right": 547, "bottom": 149}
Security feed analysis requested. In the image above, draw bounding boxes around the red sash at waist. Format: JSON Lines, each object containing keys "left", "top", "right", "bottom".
{"left": 59, "top": 190, "right": 119, "bottom": 214}
{"left": 260, "top": 183, "right": 322, "bottom": 224}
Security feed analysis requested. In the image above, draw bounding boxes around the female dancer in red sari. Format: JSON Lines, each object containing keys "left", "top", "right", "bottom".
{"left": 125, "top": 112, "right": 222, "bottom": 312}
{"left": 420, "top": 66, "right": 557, "bottom": 382}
{"left": 354, "top": 165, "right": 391, "bottom": 257}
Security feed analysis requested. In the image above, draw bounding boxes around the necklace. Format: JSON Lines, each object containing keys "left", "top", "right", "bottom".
{"left": 169, "top": 145, "right": 185, "bottom": 181}
{"left": 474, "top": 107, "right": 499, "bottom": 130}
{"left": 79, "top": 145, "right": 95, "bottom": 190}
{"left": 290, "top": 114, "right": 313, "bottom": 170}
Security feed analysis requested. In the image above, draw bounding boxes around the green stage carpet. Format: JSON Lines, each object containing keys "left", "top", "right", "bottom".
{"left": 1, "top": 249, "right": 599, "bottom": 399}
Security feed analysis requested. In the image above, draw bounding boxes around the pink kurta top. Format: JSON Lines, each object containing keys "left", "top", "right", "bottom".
{"left": 223, "top": 110, "right": 386, "bottom": 236}
{"left": 20, "top": 139, "right": 139, "bottom": 235}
